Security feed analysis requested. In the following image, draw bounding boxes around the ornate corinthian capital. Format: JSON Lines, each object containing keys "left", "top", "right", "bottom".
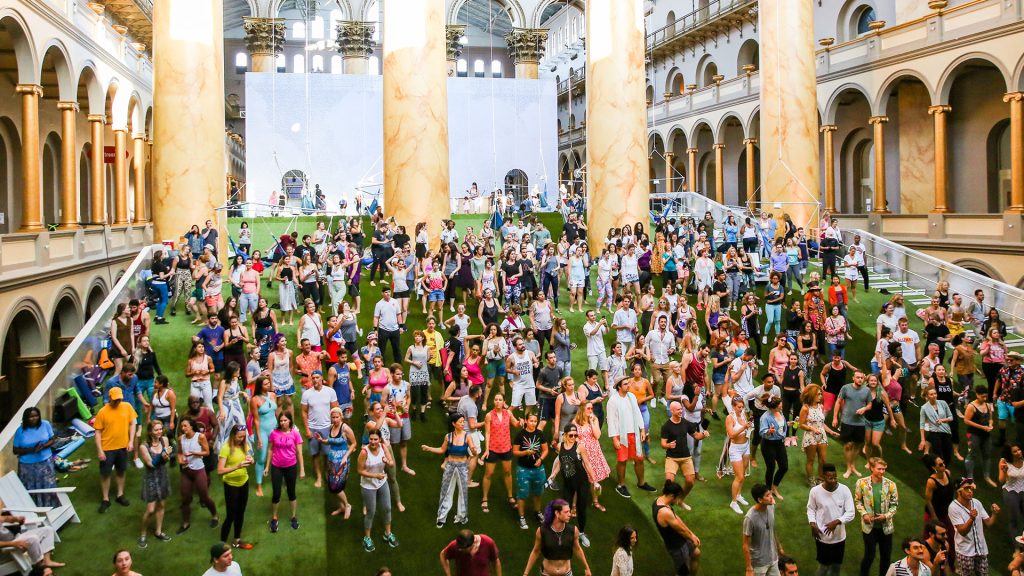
{"left": 335, "top": 21, "right": 375, "bottom": 58}
{"left": 504, "top": 28, "right": 549, "bottom": 65}
{"left": 446, "top": 25, "right": 467, "bottom": 61}
{"left": 243, "top": 17, "right": 285, "bottom": 56}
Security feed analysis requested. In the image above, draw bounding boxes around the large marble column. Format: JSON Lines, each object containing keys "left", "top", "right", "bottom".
{"left": 445, "top": 25, "right": 466, "bottom": 77}
{"left": 57, "top": 101, "right": 79, "bottom": 228}
{"left": 382, "top": 0, "right": 449, "bottom": 244}
{"left": 586, "top": 0, "right": 648, "bottom": 252}
{"left": 820, "top": 125, "right": 837, "bottom": 213}
{"left": 1006, "top": 92, "right": 1024, "bottom": 213}
{"left": 17, "top": 354, "right": 52, "bottom": 395}
{"left": 869, "top": 116, "right": 889, "bottom": 213}
{"left": 743, "top": 138, "right": 757, "bottom": 203}
{"left": 713, "top": 143, "right": 725, "bottom": 204}
{"left": 687, "top": 148, "right": 697, "bottom": 193}
{"left": 758, "top": 0, "right": 819, "bottom": 229}
{"left": 336, "top": 20, "right": 375, "bottom": 75}
{"left": 152, "top": 0, "right": 225, "bottom": 249}
{"left": 243, "top": 17, "right": 284, "bottom": 73}
{"left": 664, "top": 153, "right": 675, "bottom": 192}
{"left": 505, "top": 28, "right": 548, "bottom": 80}
{"left": 928, "top": 105, "right": 951, "bottom": 213}
{"left": 132, "top": 133, "right": 147, "bottom": 222}
{"left": 113, "top": 129, "right": 129, "bottom": 225}
{"left": 16, "top": 84, "right": 42, "bottom": 232}
{"left": 88, "top": 114, "right": 105, "bottom": 224}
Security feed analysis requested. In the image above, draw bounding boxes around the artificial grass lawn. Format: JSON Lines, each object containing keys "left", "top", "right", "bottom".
{"left": 50, "top": 213, "right": 1014, "bottom": 575}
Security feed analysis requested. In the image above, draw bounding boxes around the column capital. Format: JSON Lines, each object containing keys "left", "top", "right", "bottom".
{"left": 504, "top": 27, "right": 549, "bottom": 65}
{"left": 743, "top": 138, "right": 758, "bottom": 145}
{"left": 113, "top": 127, "right": 129, "bottom": 134}
{"left": 713, "top": 143, "right": 725, "bottom": 150}
{"left": 57, "top": 101, "right": 79, "bottom": 112}
{"left": 664, "top": 152, "right": 675, "bottom": 159}
{"left": 335, "top": 20, "right": 375, "bottom": 58}
{"left": 87, "top": 113, "right": 106, "bottom": 123}
{"left": 927, "top": 104, "right": 952, "bottom": 115}
{"left": 15, "top": 83, "right": 42, "bottom": 97}
{"left": 819, "top": 124, "right": 838, "bottom": 133}
{"left": 446, "top": 24, "right": 467, "bottom": 61}
{"left": 868, "top": 115, "right": 889, "bottom": 125}
{"left": 132, "top": 132, "right": 146, "bottom": 140}
{"left": 1004, "top": 92, "right": 1024, "bottom": 103}
{"left": 242, "top": 16, "right": 285, "bottom": 56}
{"left": 686, "top": 147, "right": 698, "bottom": 154}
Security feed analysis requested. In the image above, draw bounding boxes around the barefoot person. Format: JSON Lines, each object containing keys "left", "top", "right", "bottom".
{"left": 320, "top": 407, "right": 357, "bottom": 519}
{"left": 0, "top": 504, "right": 64, "bottom": 571}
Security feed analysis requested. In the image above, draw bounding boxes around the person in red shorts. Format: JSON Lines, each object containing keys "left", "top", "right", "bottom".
{"left": 440, "top": 529, "right": 501, "bottom": 576}
{"left": 607, "top": 377, "right": 656, "bottom": 498}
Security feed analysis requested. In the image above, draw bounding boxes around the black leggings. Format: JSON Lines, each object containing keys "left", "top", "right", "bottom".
{"left": 221, "top": 480, "right": 249, "bottom": 542}
{"left": 927, "top": 431, "right": 953, "bottom": 466}
{"left": 983, "top": 362, "right": 1003, "bottom": 396}
{"left": 301, "top": 282, "right": 320, "bottom": 306}
{"left": 271, "top": 464, "right": 298, "bottom": 504}
{"left": 760, "top": 438, "right": 788, "bottom": 488}
{"left": 562, "top": 478, "right": 591, "bottom": 533}
{"left": 781, "top": 389, "right": 802, "bottom": 431}
{"left": 370, "top": 252, "right": 387, "bottom": 281}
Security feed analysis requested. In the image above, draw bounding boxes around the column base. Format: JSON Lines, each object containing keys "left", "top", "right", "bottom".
{"left": 1005, "top": 207, "right": 1024, "bottom": 214}
{"left": 872, "top": 209, "right": 891, "bottom": 214}
{"left": 57, "top": 223, "right": 81, "bottom": 230}
{"left": 929, "top": 208, "right": 950, "bottom": 214}
{"left": 17, "top": 224, "right": 45, "bottom": 233}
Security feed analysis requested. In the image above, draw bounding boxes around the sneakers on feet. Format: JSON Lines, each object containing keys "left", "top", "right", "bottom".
{"left": 615, "top": 485, "right": 631, "bottom": 498}
{"left": 637, "top": 483, "right": 657, "bottom": 493}
{"left": 383, "top": 532, "right": 398, "bottom": 548}
{"left": 536, "top": 512, "right": 544, "bottom": 524}
{"left": 436, "top": 520, "right": 445, "bottom": 529}
{"left": 270, "top": 518, "right": 279, "bottom": 533}
{"left": 579, "top": 532, "right": 591, "bottom": 548}
{"left": 137, "top": 536, "right": 147, "bottom": 549}
{"left": 680, "top": 501, "right": 692, "bottom": 511}
{"left": 736, "top": 495, "right": 749, "bottom": 506}
{"left": 730, "top": 501, "right": 743, "bottom": 515}
{"left": 518, "top": 516, "right": 529, "bottom": 530}
{"left": 154, "top": 533, "right": 171, "bottom": 542}
{"left": 98, "top": 500, "right": 111, "bottom": 514}
{"left": 291, "top": 517, "right": 299, "bottom": 530}
{"left": 115, "top": 495, "right": 131, "bottom": 507}
{"left": 363, "top": 537, "right": 375, "bottom": 552}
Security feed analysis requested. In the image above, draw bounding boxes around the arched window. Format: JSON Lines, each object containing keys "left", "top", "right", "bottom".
{"left": 491, "top": 60, "right": 502, "bottom": 78}
{"left": 856, "top": 6, "right": 876, "bottom": 35}
{"left": 311, "top": 15, "right": 325, "bottom": 39}
{"left": 311, "top": 54, "right": 324, "bottom": 72}
{"left": 234, "top": 52, "right": 248, "bottom": 74}
{"left": 330, "top": 55, "right": 342, "bottom": 74}
{"left": 456, "top": 58, "right": 468, "bottom": 77}
{"left": 292, "top": 21, "right": 306, "bottom": 39}
{"left": 474, "top": 59, "right": 485, "bottom": 78}
{"left": 276, "top": 53, "right": 286, "bottom": 72}
{"left": 666, "top": 11, "right": 676, "bottom": 35}
{"left": 701, "top": 61, "right": 718, "bottom": 87}
{"left": 293, "top": 54, "right": 305, "bottom": 73}
{"left": 368, "top": 55, "right": 379, "bottom": 75}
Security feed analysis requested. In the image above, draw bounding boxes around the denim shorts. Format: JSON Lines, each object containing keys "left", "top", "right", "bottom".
{"left": 865, "top": 419, "right": 886, "bottom": 432}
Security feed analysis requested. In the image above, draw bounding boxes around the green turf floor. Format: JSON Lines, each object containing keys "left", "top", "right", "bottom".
{"left": 49, "top": 213, "right": 1015, "bottom": 575}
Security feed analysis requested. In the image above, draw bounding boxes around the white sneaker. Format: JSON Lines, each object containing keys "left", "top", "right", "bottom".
{"left": 736, "top": 495, "right": 749, "bottom": 506}
{"left": 134, "top": 457, "right": 144, "bottom": 469}
{"left": 680, "top": 501, "right": 692, "bottom": 511}
{"left": 579, "top": 532, "right": 591, "bottom": 548}
{"left": 761, "top": 336, "right": 767, "bottom": 345}
{"left": 729, "top": 500, "right": 743, "bottom": 515}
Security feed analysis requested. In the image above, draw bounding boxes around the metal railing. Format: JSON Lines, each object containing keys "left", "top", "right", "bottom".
{"left": 646, "top": 0, "right": 758, "bottom": 49}
{"left": 0, "top": 246, "right": 155, "bottom": 475}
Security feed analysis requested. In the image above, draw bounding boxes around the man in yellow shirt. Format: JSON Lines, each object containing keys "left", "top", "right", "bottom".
{"left": 424, "top": 317, "right": 445, "bottom": 405}
{"left": 94, "top": 386, "right": 138, "bottom": 513}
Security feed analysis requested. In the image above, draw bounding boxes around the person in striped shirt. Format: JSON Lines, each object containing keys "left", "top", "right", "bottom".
{"left": 885, "top": 537, "right": 931, "bottom": 576}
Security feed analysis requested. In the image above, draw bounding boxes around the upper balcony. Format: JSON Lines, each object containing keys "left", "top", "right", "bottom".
{"left": 557, "top": 69, "right": 585, "bottom": 99}
{"left": 646, "top": 0, "right": 759, "bottom": 58}
{"left": 91, "top": 0, "right": 153, "bottom": 49}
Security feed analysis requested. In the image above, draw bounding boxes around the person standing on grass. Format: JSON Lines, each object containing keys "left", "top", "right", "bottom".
{"left": 513, "top": 413, "right": 549, "bottom": 530}
{"left": 855, "top": 458, "right": 899, "bottom": 576}
{"left": 359, "top": 428, "right": 398, "bottom": 552}
{"left": 832, "top": 370, "right": 870, "bottom": 479}
{"left": 948, "top": 477, "right": 1000, "bottom": 576}
{"left": 95, "top": 386, "right": 138, "bottom": 514}
{"left": 440, "top": 529, "right": 502, "bottom": 576}
{"left": 807, "top": 464, "right": 855, "bottom": 576}
{"left": 653, "top": 480, "right": 702, "bottom": 576}
{"left": 217, "top": 424, "right": 254, "bottom": 549}
{"left": 607, "top": 377, "right": 655, "bottom": 498}
{"left": 523, "top": 499, "right": 592, "bottom": 576}
{"left": 660, "top": 400, "right": 709, "bottom": 510}
{"left": 137, "top": 420, "right": 172, "bottom": 549}
{"left": 265, "top": 411, "right": 304, "bottom": 533}
{"left": 374, "top": 287, "right": 404, "bottom": 364}
{"left": 743, "top": 484, "right": 784, "bottom": 576}
{"left": 302, "top": 370, "right": 339, "bottom": 489}
{"left": 481, "top": 393, "right": 519, "bottom": 515}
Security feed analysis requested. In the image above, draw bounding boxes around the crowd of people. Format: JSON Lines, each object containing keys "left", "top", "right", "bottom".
{"left": 9, "top": 207, "right": 1024, "bottom": 576}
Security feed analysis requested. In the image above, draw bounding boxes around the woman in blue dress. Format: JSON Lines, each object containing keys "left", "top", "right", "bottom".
{"left": 248, "top": 375, "right": 278, "bottom": 497}
{"left": 12, "top": 407, "right": 57, "bottom": 507}
{"left": 217, "top": 362, "right": 248, "bottom": 450}
{"left": 319, "top": 407, "right": 357, "bottom": 519}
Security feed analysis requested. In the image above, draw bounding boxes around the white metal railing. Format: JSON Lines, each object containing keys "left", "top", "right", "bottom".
{"left": 0, "top": 246, "right": 155, "bottom": 474}
{"left": 646, "top": 0, "right": 758, "bottom": 49}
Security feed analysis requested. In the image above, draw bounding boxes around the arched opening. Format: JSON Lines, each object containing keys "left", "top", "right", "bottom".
{"left": 850, "top": 138, "right": 874, "bottom": 214}
{"left": 457, "top": 58, "right": 468, "bottom": 77}
{"left": 79, "top": 146, "right": 91, "bottom": 221}
{"left": 491, "top": 60, "right": 502, "bottom": 78}
{"left": 879, "top": 76, "right": 931, "bottom": 213}
{"left": 281, "top": 169, "right": 307, "bottom": 200}
{"left": 719, "top": 117, "right": 744, "bottom": 205}
{"left": 648, "top": 134, "right": 666, "bottom": 194}
{"left": 293, "top": 54, "right": 305, "bottom": 73}
{"left": 737, "top": 145, "right": 761, "bottom": 206}
{"left": 831, "top": 87, "right": 874, "bottom": 213}
{"left": 311, "top": 54, "right": 324, "bottom": 73}
{"left": 646, "top": 84, "right": 654, "bottom": 103}
{"left": 42, "top": 132, "right": 61, "bottom": 227}
{"left": 691, "top": 123, "right": 715, "bottom": 197}
{"left": 855, "top": 6, "right": 876, "bottom": 36}
{"left": 473, "top": 59, "right": 485, "bottom": 78}
{"left": 86, "top": 283, "right": 107, "bottom": 318}
{"left": 234, "top": 52, "right": 248, "bottom": 74}
{"left": 276, "top": 54, "right": 286, "bottom": 73}
{"left": 701, "top": 61, "right": 718, "bottom": 88}
{"left": 665, "top": 11, "right": 676, "bottom": 35}
{"left": 988, "top": 120, "right": 1011, "bottom": 212}
{"left": 49, "top": 293, "right": 82, "bottom": 363}
{"left": 737, "top": 39, "right": 759, "bottom": 72}
{"left": 0, "top": 117, "right": 20, "bottom": 235}
{"left": 504, "top": 169, "right": 528, "bottom": 207}
{"left": 1, "top": 307, "right": 46, "bottom": 427}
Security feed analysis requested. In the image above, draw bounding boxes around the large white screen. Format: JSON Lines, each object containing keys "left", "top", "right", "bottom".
{"left": 245, "top": 74, "right": 558, "bottom": 211}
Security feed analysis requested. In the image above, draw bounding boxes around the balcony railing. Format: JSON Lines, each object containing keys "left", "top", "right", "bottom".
{"left": 557, "top": 70, "right": 585, "bottom": 96}
{"left": 646, "top": 0, "right": 758, "bottom": 52}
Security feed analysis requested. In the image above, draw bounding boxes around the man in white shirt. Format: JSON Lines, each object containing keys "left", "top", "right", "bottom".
{"left": 440, "top": 220, "right": 460, "bottom": 245}
{"left": 893, "top": 317, "right": 922, "bottom": 367}
{"left": 728, "top": 348, "right": 757, "bottom": 402}
{"left": 373, "top": 287, "right": 404, "bottom": 363}
{"left": 583, "top": 309, "right": 610, "bottom": 377}
{"left": 612, "top": 296, "right": 638, "bottom": 348}
{"left": 947, "top": 478, "right": 1000, "bottom": 576}
{"left": 807, "top": 464, "right": 855, "bottom": 576}
{"left": 965, "top": 289, "right": 988, "bottom": 336}
{"left": 205, "top": 542, "right": 243, "bottom": 576}
{"left": 851, "top": 234, "right": 869, "bottom": 291}
{"left": 646, "top": 315, "right": 676, "bottom": 407}
{"left": 301, "top": 371, "right": 339, "bottom": 488}
{"left": 606, "top": 377, "right": 654, "bottom": 498}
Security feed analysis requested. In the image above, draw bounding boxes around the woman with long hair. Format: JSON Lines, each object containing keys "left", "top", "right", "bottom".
{"left": 610, "top": 525, "right": 638, "bottom": 576}
{"left": 548, "top": 422, "right": 598, "bottom": 547}
{"left": 137, "top": 420, "right": 172, "bottom": 548}
{"left": 404, "top": 330, "right": 432, "bottom": 420}
{"left": 482, "top": 323, "right": 508, "bottom": 404}
{"left": 175, "top": 418, "right": 219, "bottom": 534}
{"left": 422, "top": 413, "right": 479, "bottom": 528}
{"left": 169, "top": 245, "right": 196, "bottom": 317}
{"left": 250, "top": 297, "right": 278, "bottom": 366}
{"left": 480, "top": 393, "right": 520, "bottom": 513}
{"left": 321, "top": 406, "right": 357, "bottom": 518}
{"left": 265, "top": 411, "right": 304, "bottom": 532}
{"left": 574, "top": 401, "right": 610, "bottom": 512}
{"left": 186, "top": 342, "right": 215, "bottom": 409}
{"left": 217, "top": 424, "right": 254, "bottom": 548}
{"left": 722, "top": 395, "right": 752, "bottom": 514}
{"left": 358, "top": 429, "right": 397, "bottom": 552}
{"left": 248, "top": 376, "right": 277, "bottom": 497}
{"left": 363, "top": 401, "right": 405, "bottom": 513}
{"left": 798, "top": 384, "right": 832, "bottom": 486}
{"left": 267, "top": 334, "right": 295, "bottom": 415}
{"left": 109, "top": 302, "right": 134, "bottom": 378}
{"left": 216, "top": 362, "right": 248, "bottom": 448}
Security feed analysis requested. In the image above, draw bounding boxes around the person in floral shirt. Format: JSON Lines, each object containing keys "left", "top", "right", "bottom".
{"left": 854, "top": 457, "right": 900, "bottom": 576}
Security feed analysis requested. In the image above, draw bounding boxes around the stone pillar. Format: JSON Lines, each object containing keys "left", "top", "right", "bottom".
{"left": 743, "top": 138, "right": 757, "bottom": 203}
{"left": 664, "top": 152, "right": 675, "bottom": 192}
{"left": 586, "top": 0, "right": 648, "bottom": 253}
{"left": 1006, "top": 92, "right": 1024, "bottom": 213}
{"left": 242, "top": 16, "right": 284, "bottom": 73}
{"left": 505, "top": 28, "right": 548, "bottom": 80}
{"left": 113, "top": 129, "right": 128, "bottom": 225}
{"left": 132, "top": 134, "right": 147, "bottom": 223}
{"left": 687, "top": 148, "right": 697, "bottom": 193}
{"left": 16, "top": 84, "right": 43, "bottom": 232}
{"left": 152, "top": 0, "right": 225, "bottom": 249}
{"left": 869, "top": 116, "right": 889, "bottom": 213}
{"left": 928, "top": 105, "right": 951, "bottom": 213}
{"left": 17, "top": 354, "right": 52, "bottom": 395}
{"left": 87, "top": 114, "right": 105, "bottom": 225}
{"left": 336, "top": 20, "right": 375, "bottom": 75}
{"left": 382, "top": 0, "right": 449, "bottom": 245}
{"left": 758, "top": 0, "right": 819, "bottom": 229}
{"left": 713, "top": 144, "right": 725, "bottom": 204}
{"left": 820, "top": 125, "right": 837, "bottom": 213}
{"left": 57, "top": 101, "right": 79, "bottom": 228}
{"left": 445, "top": 25, "right": 466, "bottom": 77}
